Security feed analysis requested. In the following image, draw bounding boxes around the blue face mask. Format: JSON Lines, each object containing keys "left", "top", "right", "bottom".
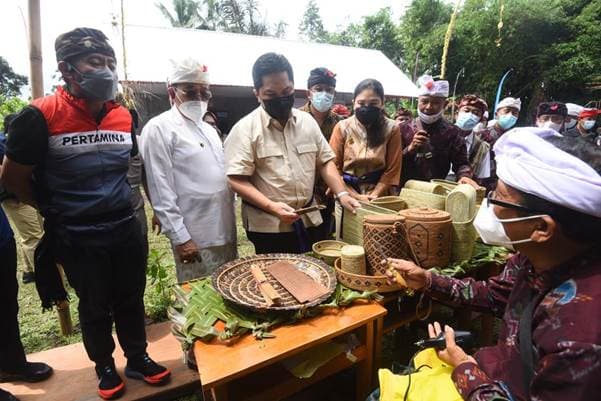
{"left": 583, "top": 120, "right": 596, "bottom": 131}
{"left": 498, "top": 114, "right": 518, "bottom": 130}
{"left": 311, "top": 91, "right": 334, "bottom": 113}
{"left": 455, "top": 111, "right": 480, "bottom": 131}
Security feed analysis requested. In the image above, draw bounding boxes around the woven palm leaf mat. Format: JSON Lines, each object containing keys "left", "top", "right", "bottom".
{"left": 212, "top": 253, "right": 337, "bottom": 313}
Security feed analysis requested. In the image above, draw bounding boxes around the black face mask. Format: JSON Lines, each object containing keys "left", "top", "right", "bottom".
{"left": 263, "top": 94, "right": 295, "bottom": 121}
{"left": 355, "top": 105, "right": 381, "bottom": 126}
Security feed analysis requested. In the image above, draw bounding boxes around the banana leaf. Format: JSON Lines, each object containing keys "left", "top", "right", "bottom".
{"left": 170, "top": 277, "right": 379, "bottom": 348}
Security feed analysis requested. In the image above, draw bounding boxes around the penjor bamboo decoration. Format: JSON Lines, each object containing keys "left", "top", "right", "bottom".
{"left": 440, "top": 0, "right": 462, "bottom": 80}
{"left": 495, "top": 0, "right": 505, "bottom": 47}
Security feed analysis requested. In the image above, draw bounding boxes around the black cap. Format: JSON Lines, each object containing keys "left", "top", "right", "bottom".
{"left": 537, "top": 101, "right": 567, "bottom": 118}
{"left": 55, "top": 27, "right": 115, "bottom": 62}
{"left": 307, "top": 67, "right": 336, "bottom": 89}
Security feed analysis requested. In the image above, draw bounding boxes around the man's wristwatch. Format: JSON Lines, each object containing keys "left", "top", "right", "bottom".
{"left": 335, "top": 191, "right": 350, "bottom": 200}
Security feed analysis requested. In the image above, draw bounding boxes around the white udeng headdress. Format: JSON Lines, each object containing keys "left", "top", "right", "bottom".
{"left": 168, "top": 58, "right": 210, "bottom": 85}
{"left": 494, "top": 127, "right": 601, "bottom": 218}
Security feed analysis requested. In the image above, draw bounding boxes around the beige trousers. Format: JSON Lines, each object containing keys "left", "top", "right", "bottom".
{"left": 1, "top": 199, "right": 44, "bottom": 273}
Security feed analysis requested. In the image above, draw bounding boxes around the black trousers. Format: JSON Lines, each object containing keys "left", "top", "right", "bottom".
{"left": 0, "top": 238, "right": 27, "bottom": 371}
{"left": 314, "top": 200, "right": 335, "bottom": 241}
{"left": 246, "top": 228, "right": 320, "bottom": 254}
{"left": 56, "top": 219, "right": 147, "bottom": 367}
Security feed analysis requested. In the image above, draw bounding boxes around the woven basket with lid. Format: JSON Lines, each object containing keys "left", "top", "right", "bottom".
{"left": 362, "top": 214, "right": 419, "bottom": 275}
{"left": 398, "top": 207, "right": 452, "bottom": 269}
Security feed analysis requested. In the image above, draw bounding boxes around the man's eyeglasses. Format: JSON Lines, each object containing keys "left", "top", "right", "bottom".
{"left": 176, "top": 88, "right": 212, "bottom": 102}
{"left": 486, "top": 191, "right": 535, "bottom": 213}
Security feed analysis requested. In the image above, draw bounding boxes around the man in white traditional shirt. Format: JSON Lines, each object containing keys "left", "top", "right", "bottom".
{"left": 140, "top": 58, "right": 237, "bottom": 282}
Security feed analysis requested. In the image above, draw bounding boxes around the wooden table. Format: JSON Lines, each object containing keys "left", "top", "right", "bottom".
{"left": 194, "top": 302, "right": 387, "bottom": 401}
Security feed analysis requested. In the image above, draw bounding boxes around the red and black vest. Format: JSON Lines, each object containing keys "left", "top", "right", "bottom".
{"left": 32, "top": 86, "right": 134, "bottom": 228}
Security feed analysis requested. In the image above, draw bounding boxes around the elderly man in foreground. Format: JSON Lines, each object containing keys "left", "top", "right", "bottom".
{"left": 141, "top": 58, "right": 237, "bottom": 282}
{"left": 385, "top": 128, "right": 601, "bottom": 400}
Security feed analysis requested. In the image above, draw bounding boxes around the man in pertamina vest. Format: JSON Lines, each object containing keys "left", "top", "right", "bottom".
{"left": 1, "top": 28, "right": 170, "bottom": 400}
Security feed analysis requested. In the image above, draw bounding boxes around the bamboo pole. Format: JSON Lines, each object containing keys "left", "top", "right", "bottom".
{"left": 56, "top": 264, "right": 74, "bottom": 336}
{"left": 440, "top": 0, "right": 462, "bottom": 80}
{"left": 27, "top": 0, "right": 43, "bottom": 99}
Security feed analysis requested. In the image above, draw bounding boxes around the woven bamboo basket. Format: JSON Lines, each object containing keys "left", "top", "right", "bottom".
{"left": 431, "top": 179, "right": 485, "bottom": 204}
{"left": 340, "top": 245, "right": 367, "bottom": 275}
{"left": 312, "top": 240, "right": 348, "bottom": 266}
{"left": 445, "top": 184, "right": 477, "bottom": 222}
{"left": 451, "top": 219, "right": 477, "bottom": 262}
{"left": 370, "top": 196, "right": 407, "bottom": 211}
{"left": 399, "top": 188, "right": 446, "bottom": 210}
{"left": 398, "top": 207, "right": 452, "bottom": 269}
{"left": 404, "top": 180, "right": 447, "bottom": 195}
{"left": 334, "top": 258, "right": 402, "bottom": 293}
{"left": 362, "top": 214, "right": 420, "bottom": 275}
{"left": 335, "top": 201, "right": 397, "bottom": 246}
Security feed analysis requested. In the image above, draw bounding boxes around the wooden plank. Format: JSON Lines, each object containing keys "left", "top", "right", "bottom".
{"left": 226, "top": 346, "right": 367, "bottom": 401}
{"left": 3, "top": 322, "right": 199, "bottom": 401}
{"left": 195, "top": 303, "right": 387, "bottom": 388}
{"left": 266, "top": 261, "right": 329, "bottom": 303}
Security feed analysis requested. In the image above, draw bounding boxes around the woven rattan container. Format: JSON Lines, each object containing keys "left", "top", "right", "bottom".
{"left": 340, "top": 245, "right": 367, "bottom": 275}
{"left": 334, "top": 201, "right": 397, "bottom": 245}
{"left": 362, "top": 214, "right": 419, "bottom": 275}
{"left": 398, "top": 207, "right": 452, "bottom": 269}
{"left": 431, "top": 179, "right": 485, "bottom": 205}
{"left": 334, "top": 258, "right": 402, "bottom": 293}
{"left": 399, "top": 188, "right": 446, "bottom": 210}
{"left": 370, "top": 196, "right": 408, "bottom": 211}
{"left": 445, "top": 184, "right": 477, "bottom": 222}
{"left": 404, "top": 180, "right": 447, "bottom": 195}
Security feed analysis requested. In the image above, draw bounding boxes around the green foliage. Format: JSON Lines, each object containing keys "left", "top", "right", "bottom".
{"left": 156, "top": 0, "right": 286, "bottom": 37}
{"left": 0, "top": 57, "right": 28, "bottom": 98}
{"left": 398, "top": 0, "right": 453, "bottom": 77}
{"left": 145, "top": 248, "right": 175, "bottom": 320}
{"left": 326, "top": 8, "right": 403, "bottom": 65}
{"left": 155, "top": 0, "right": 202, "bottom": 28}
{"left": 298, "top": 0, "right": 327, "bottom": 42}
{"left": 301, "top": 0, "right": 600, "bottom": 120}
{"left": 0, "top": 95, "right": 28, "bottom": 132}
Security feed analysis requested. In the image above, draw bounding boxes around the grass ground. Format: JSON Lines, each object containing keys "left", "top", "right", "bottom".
{"left": 16, "top": 200, "right": 254, "bottom": 354}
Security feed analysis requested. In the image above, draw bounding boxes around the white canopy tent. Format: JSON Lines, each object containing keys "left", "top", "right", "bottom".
{"left": 118, "top": 24, "right": 418, "bottom": 98}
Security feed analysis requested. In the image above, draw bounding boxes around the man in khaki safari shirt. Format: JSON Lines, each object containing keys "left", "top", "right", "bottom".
{"left": 225, "top": 53, "right": 359, "bottom": 254}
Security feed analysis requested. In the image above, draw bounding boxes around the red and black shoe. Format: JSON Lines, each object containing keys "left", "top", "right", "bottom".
{"left": 95, "top": 364, "right": 125, "bottom": 400}
{"left": 124, "top": 354, "right": 171, "bottom": 386}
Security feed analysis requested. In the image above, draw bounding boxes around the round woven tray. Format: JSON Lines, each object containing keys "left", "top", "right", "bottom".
{"left": 212, "top": 253, "right": 337, "bottom": 313}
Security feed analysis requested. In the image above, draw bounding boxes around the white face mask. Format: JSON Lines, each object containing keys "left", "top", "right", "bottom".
{"left": 418, "top": 109, "right": 443, "bottom": 124}
{"left": 473, "top": 199, "right": 547, "bottom": 251}
{"left": 177, "top": 100, "right": 207, "bottom": 124}
{"left": 537, "top": 120, "right": 562, "bottom": 132}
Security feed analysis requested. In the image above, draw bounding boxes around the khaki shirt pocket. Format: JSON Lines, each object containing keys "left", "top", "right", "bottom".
{"left": 256, "top": 145, "right": 288, "bottom": 181}
{"left": 296, "top": 142, "right": 318, "bottom": 172}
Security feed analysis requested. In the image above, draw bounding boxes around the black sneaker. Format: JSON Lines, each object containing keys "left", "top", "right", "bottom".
{"left": 125, "top": 354, "right": 170, "bottom": 385}
{"left": 95, "top": 364, "right": 125, "bottom": 400}
{"left": 0, "top": 388, "right": 19, "bottom": 401}
{"left": 22, "top": 272, "right": 35, "bottom": 284}
{"left": 0, "top": 362, "right": 53, "bottom": 383}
